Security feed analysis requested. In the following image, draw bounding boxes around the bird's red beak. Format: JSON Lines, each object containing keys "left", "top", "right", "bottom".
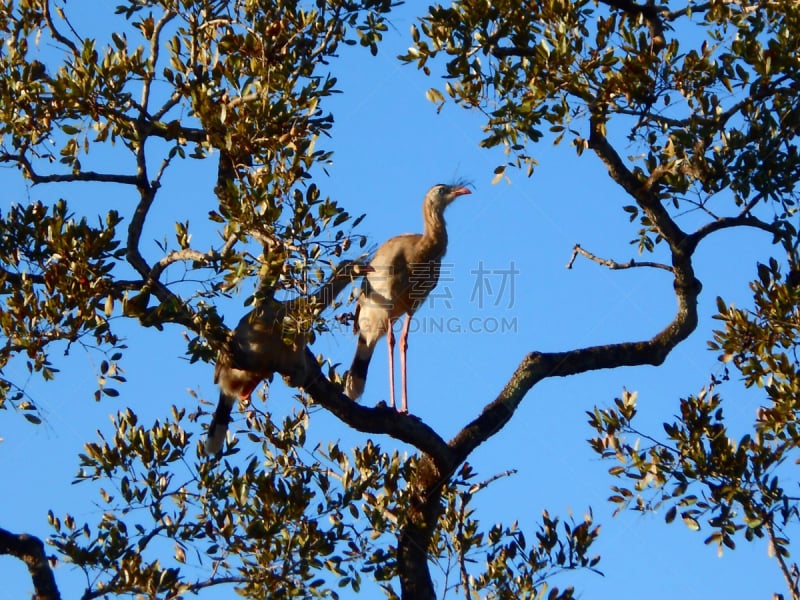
{"left": 453, "top": 187, "right": 471, "bottom": 197}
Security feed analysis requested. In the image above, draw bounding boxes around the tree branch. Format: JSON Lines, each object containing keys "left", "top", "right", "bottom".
{"left": 0, "top": 527, "right": 61, "bottom": 600}
{"left": 766, "top": 520, "right": 800, "bottom": 600}
{"left": 1, "top": 152, "right": 139, "bottom": 186}
{"left": 42, "top": 0, "right": 79, "bottom": 58}
{"left": 447, "top": 296, "right": 699, "bottom": 466}
{"left": 685, "top": 192, "right": 789, "bottom": 253}
{"left": 299, "top": 352, "right": 455, "bottom": 468}
{"left": 588, "top": 111, "right": 690, "bottom": 252}
{"left": 567, "top": 243, "right": 673, "bottom": 272}
{"left": 80, "top": 576, "right": 251, "bottom": 600}
{"left": 140, "top": 10, "right": 177, "bottom": 111}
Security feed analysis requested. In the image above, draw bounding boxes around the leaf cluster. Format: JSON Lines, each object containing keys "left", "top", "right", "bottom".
{"left": 587, "top": 260, "right": 800, "bottom": 594}
{"left": 0, "top": 199, "right": 125, "bottom": 412}
{"left": 0, "top": 0, "right": 389, "bottom": 414}
{"left": 48, "top": 403, "right": 598, "bottom": 599}
{"left": 403, "top": 0, "right": 800, "bottom": 251}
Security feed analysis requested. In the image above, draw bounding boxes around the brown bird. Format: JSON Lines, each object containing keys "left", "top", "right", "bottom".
{"left": 206, "top": 260, "right": 369, "bottom": 454}
{"left": 344, "top": 183, "right": 471, "bottom": 413}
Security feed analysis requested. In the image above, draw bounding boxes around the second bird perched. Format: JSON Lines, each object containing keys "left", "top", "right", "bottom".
{"left": 206, "top": 260, "right": 370, "bottom": 454}
{"left": 344, "top": 183, "right": 472, "bottom": 413}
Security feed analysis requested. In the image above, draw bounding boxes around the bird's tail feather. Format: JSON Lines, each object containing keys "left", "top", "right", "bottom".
{"left": 205, "top": 391, "right": 235, "bottom": 454}
{"left": 344, "top": 334, "right": 373, "bottom": 400}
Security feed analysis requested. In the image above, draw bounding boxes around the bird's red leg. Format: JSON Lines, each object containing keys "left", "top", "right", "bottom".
{"left": 399, "top": 314, "right": 412, "bottom": 413}
{"left": 386, "top": 319, "right": 396, "bottom": 409}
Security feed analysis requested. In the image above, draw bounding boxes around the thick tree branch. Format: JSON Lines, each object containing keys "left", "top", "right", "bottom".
{"left": 447, "top": 321, "right": 698, "bottom": 465}
{"left": 687, "top": 215, "right": 785, "bottom": 254}
{"left": 299, "top": 352, "right": 455, "bottom": 467}
{"left": 588, "top": 112, "right": 690, "bottom": 254}
{"left": 29, "top": 171, "right": 139, "bottom": 186}
{"left": 443, "top": 112, "right": 703, "bottom": 469}
{"left": 81, "top": 576, "right": 250, "bottom": 600}
{"left": 0, "top": 527, "right": 60, "bottom": 600}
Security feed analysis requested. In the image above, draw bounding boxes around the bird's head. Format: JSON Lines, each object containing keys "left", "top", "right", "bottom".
{"left": 425, "top": 183, "right": 472, "bottom": 211}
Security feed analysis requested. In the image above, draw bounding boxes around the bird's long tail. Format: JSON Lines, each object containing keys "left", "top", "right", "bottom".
{"left": 205, "top": 391, "right": 235, "bottom": 454}
{"left": 344, "top": 333, "right": 373, "bottom": 400}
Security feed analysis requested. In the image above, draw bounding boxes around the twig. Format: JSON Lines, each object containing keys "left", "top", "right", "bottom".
{"left": 566, "top": 244, "right": 673, "bottom": 272}
{"left": 766, "top": 520, "right": 800, "bottom": 600}
{"left": 466, "top": 469, "right": 518, "bottom": 496}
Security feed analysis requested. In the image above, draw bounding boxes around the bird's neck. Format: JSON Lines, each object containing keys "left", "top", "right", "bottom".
{"left": 417, "top": 203, "right": 448, "bottom": 261}
{"left": 307, "top": 265, "right": 355, "bottom": 308}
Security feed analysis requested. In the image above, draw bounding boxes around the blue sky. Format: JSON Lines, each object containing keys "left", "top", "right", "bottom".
{"left": 0, "top": 3, "right": 788, "bottom": 598}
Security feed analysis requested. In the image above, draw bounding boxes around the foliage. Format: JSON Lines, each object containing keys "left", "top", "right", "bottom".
{"left": 434, "top": 469, "right": 600, "bottom": 600}
{"left": 0, "top": 0, "right": 381, "bottom": 407}
{"left": 47, "top": 406, "right": 597, "bottom": 599}
{"left": 402, "top": 0, "right": 800, "bottom": 250}
{"left": 588, "top": 259, "right": 800, "bottom": 598}
{"left": 0, "top": 200, "right": 125, "bottom": 415}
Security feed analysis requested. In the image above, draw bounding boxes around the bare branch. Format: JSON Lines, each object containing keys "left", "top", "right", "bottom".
{"left": 0, "top": 527, "right": 61, "bottom": 600}
{"left": 151, "top": 91, "right": 185, "bottom": 123}
{"left": 140, "top": 10, "right": 178, "bottom": 111}
{"left": 566, "top": 243, "right": 673, "bottom": 272}
{"left": 299, "top": 353, "right": 455, "bottom": 468}
{"left": 80, "top": 576, "right": 250, "bottom": 600}
{"left": 447, "top": 308, "right": 699, "bottom": 466}
{"left": 30, "top": 171, "right": 139, "bottom": 186}
{"left": 1, "top": 152, "right": 139, "bottom": 186}
{"left": 42, "top": 0, "right": 79, "bottom": 58}
{"left": 766, "top": 520, "right": 800, "bottom": 600}
{"left": 125, "top": 186, "right": 156, "bottom": 280}
{"left": 685, "top": 192, "right": 787, "bottom": 253}
{"left": 597, "top": 0, "right": 666, "bottom": 51}
{"left": 465, "top": 469, "right": 518, "bottom": 495}
{"left": 149, "top": 248, "right": 215, "bottom": 281}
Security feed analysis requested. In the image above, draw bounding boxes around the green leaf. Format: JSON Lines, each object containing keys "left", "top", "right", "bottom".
{"left": 682, "top": 515, "right": 700, "bottom": 531}
{"left": 665, "top": 506, "right": 677, "bottom": 524}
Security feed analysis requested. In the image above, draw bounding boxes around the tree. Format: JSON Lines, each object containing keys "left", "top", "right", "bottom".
{"left": 0, "top": 0, "right": 798, "bottom": 599}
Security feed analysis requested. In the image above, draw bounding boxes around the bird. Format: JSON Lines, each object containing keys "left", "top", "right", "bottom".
{"left": 205, "top": 260, "right": 370, "bottom": 454}
{"left": 344, "top": 183, "right": 471, "bottom": 413}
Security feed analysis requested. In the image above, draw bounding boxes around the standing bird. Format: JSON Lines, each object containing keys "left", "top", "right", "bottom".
{"left": 344, "top": 183, "right": 471, "bottom": 413}
{"left": 206, "top": 260, "right": 369, "bottom": 454}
